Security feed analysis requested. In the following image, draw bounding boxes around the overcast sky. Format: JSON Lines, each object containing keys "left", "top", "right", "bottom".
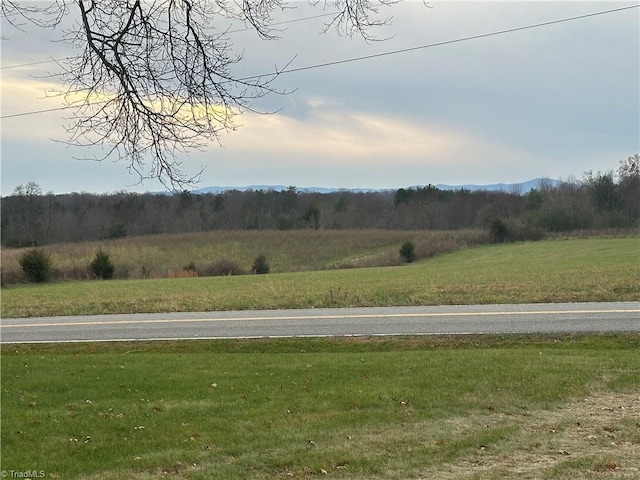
{"left": 1, "top": 1, "right": 638, "bottom": 194}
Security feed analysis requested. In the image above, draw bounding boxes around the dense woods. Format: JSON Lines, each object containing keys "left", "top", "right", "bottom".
{"left": 2, "top": 156, "right": 638, "bottom": 248}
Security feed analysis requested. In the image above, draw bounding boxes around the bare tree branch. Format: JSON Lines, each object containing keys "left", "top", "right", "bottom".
{"left": 3, "top": 0, "right": 395, "bottom": 189}
{"left": 2, "top": 1, "right": 68, "bottom": 30}
{"left": 318, "top": 0, "right": 398, "bottom": 41}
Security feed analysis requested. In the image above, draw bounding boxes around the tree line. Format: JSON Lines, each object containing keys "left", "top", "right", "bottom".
{"left": 2, "top": 156, "right": 638, "bottom": 248}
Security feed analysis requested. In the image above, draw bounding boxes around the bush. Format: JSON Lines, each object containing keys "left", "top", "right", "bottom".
{"left": 107, "top": 223, "right": 127, "bottom": 239}
{"left": 252, "top": 254, "right": 270, "bottom": 274}
{"left": 201, "top": 259, "right": 244, "bottom": 277}
{"left": 489, "top": 218, "right": 508, "bottom": 243}
{"left": 503, "top": 218, "right": 546, "bottom": 242}
{"left": 489, "top": 217, "right": 546, "bottom": 243}
{"left": 1, "top": 267, "right": 27, "bottom": 286}
{"left": 90, "top": 249, "right": 115, "bottom": 279}
{"left": 19, "top": 248, "right": 52, "bottom": 283}
{"left": 399, "top": 241, "right": 416, "bottom": 263}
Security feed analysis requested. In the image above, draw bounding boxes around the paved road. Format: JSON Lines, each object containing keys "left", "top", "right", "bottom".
{"left": 1, "top": 302, "right": 638, "bottom": 344}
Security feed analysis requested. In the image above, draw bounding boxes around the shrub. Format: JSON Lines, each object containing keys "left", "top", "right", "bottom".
{"left": 489, "top": 218, "right": 508, "bottom": 243}
{"left": 19, "top": 248, "right": 52, "bottom": 283}
{"left": 107, "top": 223, "right": 127, "bottom": 239}
{"left": 399, "top": 241, "right": 416, "bottom": 263}
{"left": 90, "top": 249, "right": 115, "bottom": 279}
{"left": 252, "top": 254, "right": 270, "bottom": 274}
{"left": 503, "top": 218, "right": 546, "bottom": 242}
{"left": 1, "top": 267, "right": 27, "bottom": 286}
{"left": 489, "top": 217, "right": 545, "bottom": 243}
{"left": 201, "top": 259, "right": 244, "bottom": 277}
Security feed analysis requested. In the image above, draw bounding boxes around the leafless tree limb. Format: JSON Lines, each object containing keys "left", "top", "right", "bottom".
{"left": 3, "top": 0, "right": 396, "bottom": 189}
{"left": 2, "top": 1, "right": 68, "bottom": 30}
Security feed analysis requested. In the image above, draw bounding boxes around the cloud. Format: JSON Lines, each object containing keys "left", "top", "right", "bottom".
{"left": 197, "top": 97, "right": 552, "bottom": 187}
{"left": 225, "top": 101, "right": 456, "bottom": 160}
{"left": 1, "top": 73, "right": 70, "bottom": 140}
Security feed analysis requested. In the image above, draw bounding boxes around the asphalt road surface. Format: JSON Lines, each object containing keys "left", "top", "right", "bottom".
{"left": 1, "top": 302, "right": 638, "bottom": 344}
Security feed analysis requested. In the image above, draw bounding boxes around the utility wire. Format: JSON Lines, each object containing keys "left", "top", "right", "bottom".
{"left": 0, "top": 57, "right": 72, "bottom": 70}
{"left": 0, "top": 104, "right": 83, "bottom": 119}
{"left": 253, "top": 4, "right": 640, "bottom": 78}
{"left": 2, "top": 4, "right": 638, "bottom": 120}
{"left": 227, "top": 11, "right": 340, "bottom": 34}
{"left": 0, "top": 12, "right": 339, "bottom": 70}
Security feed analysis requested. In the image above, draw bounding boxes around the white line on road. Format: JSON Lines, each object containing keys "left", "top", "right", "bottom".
{"left": 2, "top": 308, "right": 638, "bottom": 329}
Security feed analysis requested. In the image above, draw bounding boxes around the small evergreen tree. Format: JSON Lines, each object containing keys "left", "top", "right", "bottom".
{"left": 252, "top": 254, "right": 270, "bottom": 274}
{"left": 399, "top": 241, "right": 416, "bottom": 263}
{"left": 107, "top": 223, "right": 127, "bottom": 239}
{"left": 90, "top": 249, "right": 115, "bottom": 279}
{"left": 19, "top": 248, "right": 52, "bottom": 283}
{"left": 490, "top": 218, "right": 508, "bottom": 243}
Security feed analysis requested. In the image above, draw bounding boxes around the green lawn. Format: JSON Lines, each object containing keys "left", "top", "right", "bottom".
{"left": 1, "top": 335, "right": 639, "bottom": 479}
{"left": 2, "top": 237, "right": 638, "bottom": 318}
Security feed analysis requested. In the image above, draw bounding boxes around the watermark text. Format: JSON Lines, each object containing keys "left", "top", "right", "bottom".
{"left": 1, "top": 470, "right": 46, "bottom": 479}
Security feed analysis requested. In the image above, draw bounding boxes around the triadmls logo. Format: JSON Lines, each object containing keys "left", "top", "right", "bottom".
{"left": 1, "top": 470, "right": 46, "bottom": 479}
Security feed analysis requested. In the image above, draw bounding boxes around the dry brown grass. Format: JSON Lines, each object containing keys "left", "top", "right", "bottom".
{"left": 329, "top": 391, "right": 640, "bottom": 480}
{"left": 3, "top": 237, "right": 637, "bottom": 317}
{"left": 1, "top": 229, "right": 489, "bottom": 284}
{"left": 409, "top": 392, "right": 639, "bottom": 479}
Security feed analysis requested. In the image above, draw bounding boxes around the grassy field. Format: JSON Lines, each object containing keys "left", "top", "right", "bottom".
{"left": 2, "top": 235, "right": 639, "bottom": 479}
{"left": 2, "top": 237, "right": 638, "bottom": 318}
{"left": 1, "top": 335, "right": 639, "bottom": 479}
{"left": 0, "top": 229, "right": 489, "bottom": 282}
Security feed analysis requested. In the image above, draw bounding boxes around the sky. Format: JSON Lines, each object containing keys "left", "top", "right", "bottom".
{"left": 1, "top": 1, "right": 639, "bottom": 194}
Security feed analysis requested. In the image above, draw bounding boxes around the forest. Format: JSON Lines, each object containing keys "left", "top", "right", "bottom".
{"left": 2, "top": 155, "right": 638, "bottom": 248}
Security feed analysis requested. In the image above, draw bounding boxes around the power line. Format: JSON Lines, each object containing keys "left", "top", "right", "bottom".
{"left": 0, "top": 57, "right": 71, "bottom": 70}
{"left": 227, "top": 11, "right": 339, "bottom": 34}
{"left": 262, "top": 4, "right": 640, "bottom": 78}
{"left": 0, "top": 12, "right": 339, "bottom": 71}
{"left": 2, "top": 4, "right": 638, "bottom": 120}
{"left": 0, "top": 103, "right": 81, "bottom": 119}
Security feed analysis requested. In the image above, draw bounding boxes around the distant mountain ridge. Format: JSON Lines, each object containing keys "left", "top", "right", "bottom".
{"left": 435, "top": 178, "right": 561, "bottom": 193}
{"left": 191, "top": 178, "right": 560, "bottom": 195}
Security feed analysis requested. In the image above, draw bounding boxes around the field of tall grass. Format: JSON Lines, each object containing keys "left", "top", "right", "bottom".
{"left": 2, "top": 236, "right": 638, "bottom": 318}
{"left": 1, "top": 229, "right": 490, "bottom": 284}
